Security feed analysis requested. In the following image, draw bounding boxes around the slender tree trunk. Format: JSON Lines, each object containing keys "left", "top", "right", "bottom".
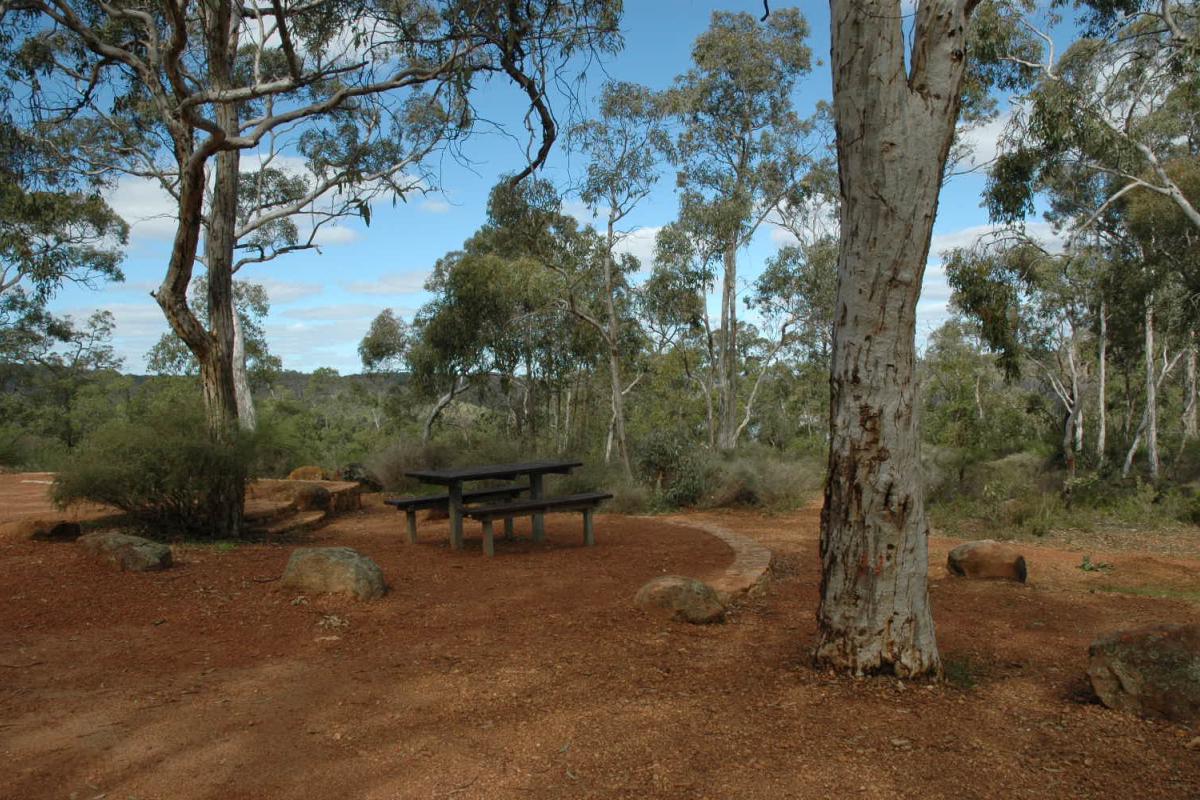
{"left": 232, "top": 307, "right": 257, "bottom": 431}
{"left": 716, "top": 244, "right": 740, "bottom": 451}
{"left": 1145, "top": 299, "right": 1160, "bottom": 480}
{"left": 817, "top": 0, "right": 974, "bottom": 677}
{"left": 604, "top": 216, "right": 634, "bottom": 478}
{"left": 1183, "top": 330, "right": 1197, "bottom": 443}
{"left": 423, "top": 377, "right": 465, "bottom": 443}
{"left": 1097, "top": 301, "right": 1107, "bottom": 464}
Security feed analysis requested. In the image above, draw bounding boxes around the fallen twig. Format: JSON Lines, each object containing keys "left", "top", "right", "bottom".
{"left": 0, "top": 661, "right": 43, "bottom": 668}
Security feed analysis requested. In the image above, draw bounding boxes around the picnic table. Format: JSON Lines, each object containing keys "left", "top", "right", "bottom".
{"left": 403, "top": 459, "right": 583, "bottom": 550}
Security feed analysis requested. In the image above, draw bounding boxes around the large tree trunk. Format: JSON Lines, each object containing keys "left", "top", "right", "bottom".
{"left": 194, "top": 2, "right": 245, "bottom": 537}
{"left": 816, "top": 0, "right": 974, "bottom": 677}
{"left": 716, "top": 244, "right": 740, "bottom": 451}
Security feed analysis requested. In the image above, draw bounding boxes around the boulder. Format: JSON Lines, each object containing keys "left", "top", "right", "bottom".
{"left": 1088, "top": 623, "right": 1200, "bottom": 723}
{"left": 287, "top": 465, "right": 326, "bottom": 481}
{"left": 947, "top": 540, "right": 1027, "bottom": 583}
{"left": 340, "top": 463, "right": 382, "bottom": 491}
{"left": 7, "top": 519, "right": 82, "bottom": 542}
{"left": 78, "top": 532, "right": 173, "bottom": 572}
{"left": 292, "top": 484, "right": 332, "bottom": 512}
{"left": 281, "top": 547, "right": 386, "bottom": 600}
{"left": 635, "top": 575, "right": 725, "bottom": 624}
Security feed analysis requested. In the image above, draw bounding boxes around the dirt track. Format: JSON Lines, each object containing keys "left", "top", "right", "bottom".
{"left": 1, "top": 474, "right": 1198, "bottom": 799}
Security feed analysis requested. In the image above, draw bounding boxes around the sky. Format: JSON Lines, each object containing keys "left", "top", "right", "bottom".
{"left": 47, "top": 0, "right": 1063, "bottom": 375}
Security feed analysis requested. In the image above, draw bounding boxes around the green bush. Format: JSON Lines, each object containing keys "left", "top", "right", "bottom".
{"left": 53, "top": 402, "right": 258, "bottom": 539}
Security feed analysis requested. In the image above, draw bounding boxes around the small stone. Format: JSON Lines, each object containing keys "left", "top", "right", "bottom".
{"left": 634, "top": 575, "right": 725, "bottom": 624}
{"left": 281, "top": 547, "right": 386, "bottom": 600}
{"left": 78, "top": 532, "right": 172, "bottom": 572}
{"left": 890, "top": 738, "right": 911, "bottom": 749}
{"left": 947, "top": 540, "right": 1028, "bottom": 582}
{"left": 1186, "top": 737, "right": 1200, "bottom": 751}
{"left": 1088, "top": 623, "right": 1200, "bottom": 723}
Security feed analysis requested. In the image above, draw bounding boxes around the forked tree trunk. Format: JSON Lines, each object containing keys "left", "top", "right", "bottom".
{"left": 817, "top": 0, "right": 975, "bottom": 677}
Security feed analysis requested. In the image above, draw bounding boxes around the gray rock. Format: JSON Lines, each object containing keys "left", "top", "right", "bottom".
{"left": 947, "top": 539, "right": 1027, "bottom": 582}
{"left": 281, "top": 546, "right": 386, "bottom": 600}
{"left": 635, "top": 575, "right": 725, "bottom": 624}
{"left": 1088, "top": 623, "right": 1200, "bottom": 723}
{"left": 78, "top": 532, "right": 173, "bottom": 572}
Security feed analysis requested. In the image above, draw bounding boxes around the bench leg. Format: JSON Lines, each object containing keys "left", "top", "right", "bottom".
{"left": 503, "top": 517, "right": 514, "bottom": 540}
{"left": 405, "top": 510, "right": 418, "bottom": 544}
{"left": 481, "top": 518, "right": 495, "bottom": 558}
{"left": 583, "top": 508, "right": 595, "bottom": 547}
{"left": 530, "top": 473, "right": 545, "bottom": 543}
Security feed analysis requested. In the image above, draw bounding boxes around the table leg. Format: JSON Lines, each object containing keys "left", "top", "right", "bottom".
{"left": 504, "top": 517, "right": 514, "bottom": 540}
{"left": 405, "top": 510, "right": 418, "bottom": 544}
{"left": 530, "top": 473, "right": 545, "bottom": 543}
{"left": 482, "top": 518, "right": 495, "bottom": 557}
{"left": 449, "top": 481, "right": 464, "bottom": 550}
{"left": 583, "top": 508, "right": 594, "bottom": 547}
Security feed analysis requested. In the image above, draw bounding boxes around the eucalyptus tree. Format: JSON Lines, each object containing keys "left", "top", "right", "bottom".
{"left": 666, "top": 8, "right": 815, "bottom": 451}
{"left": 0, "top": 112, "right": 127, "bottom": 304}
{"left": 568, "top": 80, "right": 668, "bottom": 478}
{"left": 145, "top": 277, "right": 282, "bottom": 417}
{"left": 811, "top": 0, "right": 1039, "bottom": 676}
{"left": 946, "top": 236, "right": 1102, "bottom": 475}
{"left": 987, "top": 0, "right": 1200, "bottom": 234}
{"left": 1, "top": 0, "right": 620, "bottom": 536}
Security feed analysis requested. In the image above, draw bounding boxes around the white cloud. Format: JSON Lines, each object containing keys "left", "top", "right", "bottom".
{"left": 613, "top": 226, "right": 661, "bottom": 272}
{"left": 248, "top": 277, "right": 324, "bottom": 304}
{"left": 562, "top": 199, "right": 602, "bottom": 224}
{"left": 927, "top": 220, "right": 1064, "bottom": 262}
{"left": 281, "top": 303, "right": 391, "bottom": 322}
{"left": 343, "top": 271, "right": 430, "bottom": 295}
{"left": 107, "top": 177, "right": 178, "bottom": 244}
{"left": 63, "top": 300, "right": 171, "bottom": 369}
{"left": 955, "top": 111, "right": 1013, "bottom": 172}
{"left": 311, "top": 224, "right": 359, "bottom": 246}
{"left": 421, "top": 198, "right": 452, "bottom": 214}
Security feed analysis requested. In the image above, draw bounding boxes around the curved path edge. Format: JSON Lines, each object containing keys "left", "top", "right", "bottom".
{"left": 657, "top": 517, "right": 774, "bottom": 603}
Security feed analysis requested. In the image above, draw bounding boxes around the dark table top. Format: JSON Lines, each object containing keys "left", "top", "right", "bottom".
{"left": 404, "top": 459, "right": 583, "bottom": 485}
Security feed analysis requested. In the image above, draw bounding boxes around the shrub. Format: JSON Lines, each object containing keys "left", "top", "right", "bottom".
{"left": 53, "top": 403, "right": 258, "bottom": 539}
{"left": 362, "top": 439, "right": 455, "bottom": 492}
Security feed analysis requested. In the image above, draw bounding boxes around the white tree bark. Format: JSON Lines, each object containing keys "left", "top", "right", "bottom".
{"left": 1183, "top": 331, "right": 1197, "bottom": 444}
{"left": 231, "top": 305, "right": 257, "bottom": 431}
{"left": 1145, "top": 300, "right": 1160, "bottom": 480}
{"left": 817, "top": 0, "right": 975, "bottom": 677}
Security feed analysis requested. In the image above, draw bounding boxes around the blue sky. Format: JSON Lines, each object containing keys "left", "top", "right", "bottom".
{"left": 48, "top": 1, "right": 1060, "bottom": 374}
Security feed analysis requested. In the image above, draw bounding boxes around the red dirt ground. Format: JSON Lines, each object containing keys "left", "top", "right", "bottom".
{"left": 1, "top": 473, "right": 1198, "bottom": 799}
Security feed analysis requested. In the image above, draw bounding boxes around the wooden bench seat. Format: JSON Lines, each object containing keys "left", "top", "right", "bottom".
{"left": 463, "top": 492, "right": 613, "bottom": 556}
{"left": 386, "top": 484, "right": 529, "bottom": 543}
